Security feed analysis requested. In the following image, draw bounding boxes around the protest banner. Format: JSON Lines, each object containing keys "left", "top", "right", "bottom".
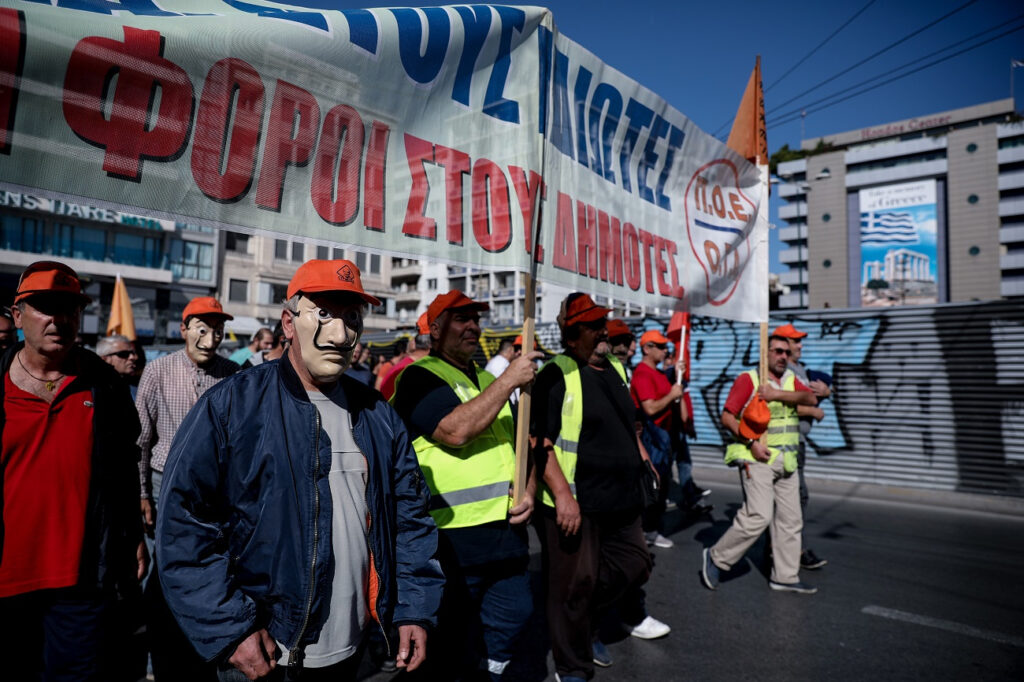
{"left": 0, "top": 1, "right": 767, "bottom": 322}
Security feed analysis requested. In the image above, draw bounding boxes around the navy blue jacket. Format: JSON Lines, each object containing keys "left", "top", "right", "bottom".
{"left": 156, "top": 354, "right": 443, "bottom": 663}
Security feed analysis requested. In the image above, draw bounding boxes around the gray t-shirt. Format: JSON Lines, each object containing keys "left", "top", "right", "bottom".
{"left": 278, "top": 385, "right": 369, "bottom": 667}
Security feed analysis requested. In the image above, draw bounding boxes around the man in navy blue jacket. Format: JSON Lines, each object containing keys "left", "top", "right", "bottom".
{"left": 157, "top": 259, "right": 443, "bottom": 681}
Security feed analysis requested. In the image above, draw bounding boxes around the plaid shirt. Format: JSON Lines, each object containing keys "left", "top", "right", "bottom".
{"left": 136, "top": 348, "right": 238, "bottom": 497}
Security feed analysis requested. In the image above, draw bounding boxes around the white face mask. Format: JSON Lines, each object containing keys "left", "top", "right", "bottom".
{"left": 183, "top": 317, "right": 224, "bottom": 365}
{"left": 290, "top": 294, "right": 363, "bottom": 384}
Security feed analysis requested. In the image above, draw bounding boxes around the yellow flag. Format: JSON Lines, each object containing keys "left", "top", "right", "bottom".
{"left": 106, "top": 274, "right": 136, "bottom": 340}
{"left": 726, "top": 55, "right": 767, "bottom": 166}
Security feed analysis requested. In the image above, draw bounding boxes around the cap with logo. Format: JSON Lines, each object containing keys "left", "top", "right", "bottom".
{"left": 640, "top": 329, "right": 670, "bottom": 346}
{"left": 558, "top": 293, "right": 611, "bottom": 328}
{"left": 182, "top": 296, "right": 233, "bottom": 323}
{"left": 15, "top": 261, "right": 91, "bottom": 305}
{"left": 426, "top": 291, "right": 489, "bottom": 326}
{"left": 772, "top": 322, "right": 807, "bottom": 339}
{"left": 287, "top": 259, "right": 382, "bottom": 307}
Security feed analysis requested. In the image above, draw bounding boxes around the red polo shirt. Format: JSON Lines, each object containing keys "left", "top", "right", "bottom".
{"left": 0, "top": 373, "right": 94, "bottom": 597}
{"left": 631, "top": 361, "right": 674, "bottom": 430}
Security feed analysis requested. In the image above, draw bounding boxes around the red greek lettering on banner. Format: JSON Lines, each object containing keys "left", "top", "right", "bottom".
{"left": 311, "top": 104, "right": 364, "bottom": 226}
{"left": 509, "top": 166, "right": 545, "bottom": 263}
{"left": 63, "top": 27, "right": 194, "bottom": 180}
{"left": 0, "top": 8, "right": 25, "bottom": 155}
{"left": 436, "top": 144, "right": 470, "bottom": 245}
{"left": 684, "top": 158, "right": 755, "bottom": 306}
{"left": 402, "top": 133, "right": 436, "bottom": 240}
{"left": 363, "top": 121, "right": 389, "bottom": 232}
{"left": 471, "top": 158, "right": 512, "bottom": 253}
{"left": 255, "top": 80, "right": 320, "bottom": 212}
{"left": 192, "top": 58, "right": 265, "bottom": 202}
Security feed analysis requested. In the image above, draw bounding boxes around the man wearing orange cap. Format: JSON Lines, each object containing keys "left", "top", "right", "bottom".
{"left": 531, "top": 293, "right": 657, "bottom": 681}
{"left": 606, "top": 319, "right": 635, "bottom": 379}
{"left": 157, "top": 259, "right": 442, "bottom": 681}
{"left": 774, "top": 322, "right": 832, "bottom": 570}
{"left": 700, "top": 334, "right": 817, "bottom": 594}
{"left": 390, "top": 290, "right": 541, "bottom": 680}
{"left": 0, "top": 261, "right": 146, "bottom": 680}
{"left": 380, "top": 312, "right": 431, "bottom": 401}
{"left": 135, "top": 294, "right": 239, "bottom": 679}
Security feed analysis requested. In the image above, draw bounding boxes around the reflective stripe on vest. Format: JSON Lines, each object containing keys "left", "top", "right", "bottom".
{"left": 724, "top": 369, "right": 801, "bottom": 472}
{"left": 540, "top": 354, "right": 626, "bottom": 507}
{"left": 396, "top": 355, "right": 515, "bottom": 529}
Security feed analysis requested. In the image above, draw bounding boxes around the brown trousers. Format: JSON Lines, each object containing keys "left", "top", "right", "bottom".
{"left": 539, "top": 509, "right": 652, "bottom": 680}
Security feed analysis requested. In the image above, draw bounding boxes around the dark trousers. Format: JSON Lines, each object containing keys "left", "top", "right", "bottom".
{"left": 539, "top": 509, "right": 651, "bottom": 680}
{"left": 418, "top": 553, "right": 532, "bottom": 681}
{"left": 0, "top": 586, "right": 114, "bottom": 681}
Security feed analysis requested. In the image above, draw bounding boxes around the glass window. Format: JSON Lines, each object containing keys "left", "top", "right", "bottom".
{"left": 275, "top": 239, "right": 288, "bottom": 259}
{"left": 0, "top": 215, "right": 44, "bottom": 253}
{"left": 112, "top": 232, "right": 162, "bottom": 268}
{"left": 427, "top": 278, "right": 437, "bottom": 290}
{"left": 229, "top": 279, "right": 247, "bottom": 302}
{"left": 226, "top": 232, "right": 249, "bottom": 253}
{"left": 270, "top": 282, "right": 288, "bottom": 304}
{"left": 370, "top": 253, "right": 380, "bottom": 273}
{"left": 332, "top": 248, "right": 344, "bottom": 259}
{"left": 355, "top": 251, "right": 367, "bottom": 271}
{"left": 317, "top": 245, "right": 329, "bottom": 260}
{"left": 292, "top": 242, "right": 304, "bottom": 262}
{"left": 170, "top": 240, "right": 214, "bottom": 281}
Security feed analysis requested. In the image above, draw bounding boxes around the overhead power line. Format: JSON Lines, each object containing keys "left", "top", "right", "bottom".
{"left": 767, "top": 20, "right": 1024, "bottom": 130}
{"left": 767, "top": 12, "right": 1024, "bottom": 127}
{"left": 764, "top": 0, "right": 878, "bottom": 94}
{"left": 766, "top": 0, "right": 979, "bottom": 116}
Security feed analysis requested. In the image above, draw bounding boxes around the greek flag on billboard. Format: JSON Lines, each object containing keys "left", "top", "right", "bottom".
{"left": 858, "top": 180, "right": 938, "bottom": 307}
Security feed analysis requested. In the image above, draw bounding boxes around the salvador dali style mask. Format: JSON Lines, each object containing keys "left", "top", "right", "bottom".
{"left": 290, "top": 294, "right": 363, "bottom": 385}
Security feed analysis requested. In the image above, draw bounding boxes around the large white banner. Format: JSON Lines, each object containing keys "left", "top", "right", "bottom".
{"left": 0, "top": 1, "right": 767, "bottom": 321}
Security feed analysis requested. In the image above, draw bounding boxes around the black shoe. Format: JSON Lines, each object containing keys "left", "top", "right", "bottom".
{"left": 801, "top": 549, "right": 827, "bottom": 570}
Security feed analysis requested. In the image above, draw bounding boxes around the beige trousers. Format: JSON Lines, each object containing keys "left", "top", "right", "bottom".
{"left": 709, "top": 455, "right": 803, "bottom": 584}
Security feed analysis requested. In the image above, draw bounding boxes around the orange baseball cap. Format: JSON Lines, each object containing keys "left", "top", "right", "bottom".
{"left": 640, "top": 329, "right": 670, "bottom": 346}
{"left": 182, "top": 296, "right": 233, "bottom": 323}
{"left": 606, "top": 319, "right": 633, "bottom": 340}
{"left": 15, "top": 261, "right": 91, "bottom": 305}
{"left": 287, "top": 259, "right": 382, "bottom": 306}
{"left": 513, "top": 334, "right": 536, "bottom": 350}
{"left": 772, "top": 322, "right": 807, "bottom": 339}
{"left": 426, "top": 290, "right": 489, "bottom": 326}
{"left": 416, "top": 312, "right": 430, "bottom": 335}
{"left": 739, "top": 395, "right": 771, "bottom": 441}
{"left": 559, "top": 293, "right": 611, "bottom": 327}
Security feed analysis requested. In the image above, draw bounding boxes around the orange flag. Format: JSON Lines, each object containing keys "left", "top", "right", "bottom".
{"left": 106, "top": 274, "right": 136, "bottom": 340}
{"left": 726, "top": 55, "right": 767, "bottom": 166}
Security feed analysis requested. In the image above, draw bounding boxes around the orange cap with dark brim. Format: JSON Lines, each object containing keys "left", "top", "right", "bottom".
{"left": 15, "top": 261, "right": 91, "bottom": 305}
{"left": 426, "top": 290, "right": 489, "bottom": 326}
{"left": 182, "top": 296, "right": 233, "bottom": 323}
{"left": 560, "top": 293, "right": 611, "bottom": 327}
{"left": 772, "top": 322, "right": 807, "bottom": 339}
{"left": 287, "top": 259, "right": 382, "bottom": 307}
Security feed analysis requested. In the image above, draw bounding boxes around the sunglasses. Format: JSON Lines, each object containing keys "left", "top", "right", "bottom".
{"left": 647, "top": 342, "right": 668, "bottom": 350}
{"left": 105, "top": 350, "right": 137, "bottom": 359}
{"left": 770, "top": 348, "right": 791, "bottom": 356}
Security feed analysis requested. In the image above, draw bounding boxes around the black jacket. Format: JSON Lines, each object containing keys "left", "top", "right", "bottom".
{"left": 0, "top": 343, "right": 144, "bottom": 594}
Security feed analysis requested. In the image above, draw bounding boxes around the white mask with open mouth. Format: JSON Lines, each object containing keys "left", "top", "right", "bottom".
{"left": 289, "top": 294, "right": 364, "bottom": 384}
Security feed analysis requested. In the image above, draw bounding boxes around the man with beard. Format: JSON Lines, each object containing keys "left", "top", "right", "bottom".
{"left": 391, "top": 291, "right": 541, "bottom": 680}
{"left": 700, "top": 334, "right": 817, "bottom": 594}
{"left": 136, "top": 295, "right": 238, "bottom": 680}
{"left": 531, "top": 293, "right": 656, "bottom": 682}
{"left": 157, "top": 259, "right": 442, "bottom": 682}
{"left": 0, "top": 261, "right": 145, "bottom": 680}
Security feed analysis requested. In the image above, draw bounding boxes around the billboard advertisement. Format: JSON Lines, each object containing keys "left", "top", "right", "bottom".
{"left": 859, "top": 180, "right": 938, "bottom": 307}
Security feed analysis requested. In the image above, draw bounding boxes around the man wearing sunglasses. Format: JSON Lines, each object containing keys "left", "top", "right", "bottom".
{"left": 98, "top": 334, "right": 139, "bottom": 392}
{"left": 0, "top": 261, "right": 145, "bottom": 680}
{"left": 700, "top": 334, "right": 817, "bottom": 594}
{"left": 136, "top": 295, "right": 239, "bottom": 680}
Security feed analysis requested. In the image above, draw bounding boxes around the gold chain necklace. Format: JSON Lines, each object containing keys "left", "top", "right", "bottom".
{"left": 16, "top": 351, "right": 65, "bottom": 392}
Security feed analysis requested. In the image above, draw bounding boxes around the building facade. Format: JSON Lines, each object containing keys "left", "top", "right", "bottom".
{"left": 775, "top": 98, "right": 1024, "bottom": 310}
{"left": 0, "top": 190, "right": 219, "bottom": 342}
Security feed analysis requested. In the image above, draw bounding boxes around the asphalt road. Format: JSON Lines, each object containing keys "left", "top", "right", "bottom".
{"left": 361, "top": 470, "right": 1024, "bottom": 681}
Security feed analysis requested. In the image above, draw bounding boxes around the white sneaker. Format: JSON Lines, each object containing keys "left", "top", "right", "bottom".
{"left": 645, "top": 532, "right": 673, "bottom": 548}
{"left": 630, "top": 615, "right": 671, "bottom": 639}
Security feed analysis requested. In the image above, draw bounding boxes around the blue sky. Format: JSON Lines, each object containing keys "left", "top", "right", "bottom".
{"left": 287, "top": 0, "right": 1024, "bottom": 272}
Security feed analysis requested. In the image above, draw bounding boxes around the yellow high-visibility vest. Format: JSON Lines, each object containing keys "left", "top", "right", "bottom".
{"left": 724, "top": 369, "right": 801, "bottom": 472}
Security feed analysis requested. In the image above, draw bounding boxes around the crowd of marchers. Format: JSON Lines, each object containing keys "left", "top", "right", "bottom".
{"left": 0, "top": 258, "right": 833, "bottom": 682}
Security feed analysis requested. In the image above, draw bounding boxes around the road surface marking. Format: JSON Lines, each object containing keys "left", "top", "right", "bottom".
{"left": 862, "top": 605, "right": 1024, "bottom": 648}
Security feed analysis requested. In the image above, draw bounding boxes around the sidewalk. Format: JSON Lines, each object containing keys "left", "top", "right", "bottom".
{"left": 692, "top": 463, "right": 1024, "bottom": 518}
